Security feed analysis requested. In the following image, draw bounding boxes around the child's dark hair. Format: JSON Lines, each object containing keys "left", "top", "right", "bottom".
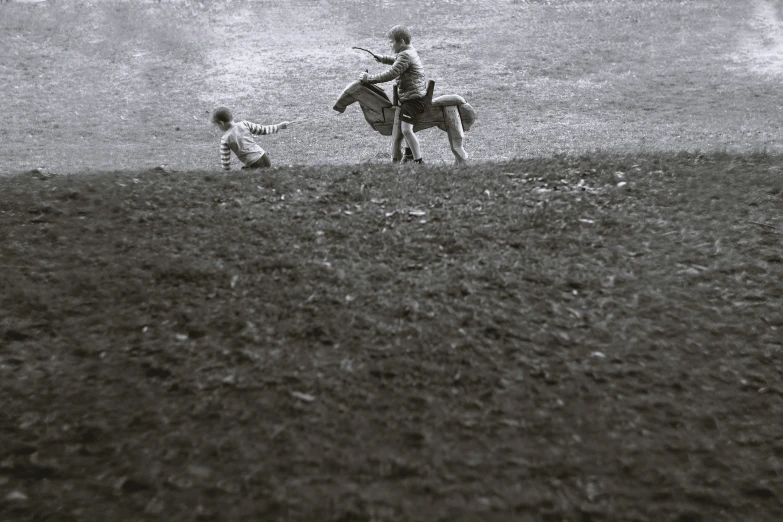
{"left": 387, "top": 25, "right": 411, "bottom": 44}
{"left": 211, "top": 106, "right": 233, "bottom": 124}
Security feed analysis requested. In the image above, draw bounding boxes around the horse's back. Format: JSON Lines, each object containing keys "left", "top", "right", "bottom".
{"left": 431, "top": 94, "right": 466, "bottom": 108}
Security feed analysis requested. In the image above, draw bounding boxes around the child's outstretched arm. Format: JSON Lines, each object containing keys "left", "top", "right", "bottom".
{"left": 364, "top": 53, "right": 410, "bottom": 84}
{"left": 246, "top": 121, "right": 288, "bottom": 135}
{"left": 219, "top": 135, "right": 232, "bottom": 171}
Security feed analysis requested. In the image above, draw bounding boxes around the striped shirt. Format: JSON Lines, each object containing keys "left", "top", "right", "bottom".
{"left": 369, "top": 45, "right": 427, "bottom": 101}
{"left": 219, "top": 121, "right": 279, "bottom": 171}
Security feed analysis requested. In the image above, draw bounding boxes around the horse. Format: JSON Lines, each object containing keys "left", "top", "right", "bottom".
{"left": 333, "top": 79, "right": 476, "bottom": 165}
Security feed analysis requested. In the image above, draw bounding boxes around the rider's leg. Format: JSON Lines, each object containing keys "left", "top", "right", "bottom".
{"left": 401, "top": 121, "right": 421, "bottom": 161}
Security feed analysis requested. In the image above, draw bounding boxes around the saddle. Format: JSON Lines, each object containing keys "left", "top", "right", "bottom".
{"left": 393, "top": 80, "right": 467, "bottom": 109}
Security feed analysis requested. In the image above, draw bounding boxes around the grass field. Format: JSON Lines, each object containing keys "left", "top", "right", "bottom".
{"left": 2, "top": 1, "right": 783, "bottom": 521}
{"left": 1, "top": 0, "right": 782, "bottom": 173}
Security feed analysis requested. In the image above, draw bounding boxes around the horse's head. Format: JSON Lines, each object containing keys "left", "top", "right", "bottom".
{"left": 333, "top": 80, "right": 393, "bottom": 113}
{"left": 333, "top": 81, "right": 362, "bottom": 113}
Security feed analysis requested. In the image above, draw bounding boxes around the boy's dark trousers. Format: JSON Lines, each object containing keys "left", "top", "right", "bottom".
{"left": 242, "top": 153, "right": 271, "bottom": 169}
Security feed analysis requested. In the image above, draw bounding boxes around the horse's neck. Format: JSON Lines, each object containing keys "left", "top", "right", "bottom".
{"left": 354, "top": 88, "right": 391, "bottom": 111}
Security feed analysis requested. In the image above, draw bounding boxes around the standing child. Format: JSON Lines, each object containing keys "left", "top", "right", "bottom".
{"left": 210, "top": 106, "right": 291, "bottom": 171}
{"left": 359, "top": 25, "right": 427, "bottom": 164}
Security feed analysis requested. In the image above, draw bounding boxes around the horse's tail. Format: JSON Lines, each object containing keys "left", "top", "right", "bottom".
{"left": 458, "top": 102, "right": 476, "bottom": 132}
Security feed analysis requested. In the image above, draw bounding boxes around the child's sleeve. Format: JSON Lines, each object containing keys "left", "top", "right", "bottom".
{"left": 368, "top": 53, "right": 410, "bottom": 84}
{"left": 219, "top": 135, "right": 232, "bottom": 171}
{"left": 245, "top": 121, "right": 280, "bottom": 136}
{"left": 377, "top": 54, "right": 395, "bottom": 65}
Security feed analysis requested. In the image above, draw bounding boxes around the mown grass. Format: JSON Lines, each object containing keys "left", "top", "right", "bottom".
{"left": 0, "top": 0, "right": 781, "bottom": 175}
{"left": 1, "top": 153, "right": 782, "bottom": 521}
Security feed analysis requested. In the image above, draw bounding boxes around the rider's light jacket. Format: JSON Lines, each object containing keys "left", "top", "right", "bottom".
{"left": 368, "top": 45, "right": 427, "bottom": 102}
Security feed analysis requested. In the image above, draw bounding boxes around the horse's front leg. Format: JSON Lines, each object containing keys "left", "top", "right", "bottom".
{"left": 390, "top": 106, "right": 404, "bottom": 163}
{"left": 444, "top": 106, "right": 468, "bottom": 165}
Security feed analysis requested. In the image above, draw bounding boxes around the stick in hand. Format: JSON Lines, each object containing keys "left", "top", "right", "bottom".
{"left": 352, "top": 46, "right": 381, "bottom": 62}
{"left": 282, "top": 118, "right": 315, "bottom": 128}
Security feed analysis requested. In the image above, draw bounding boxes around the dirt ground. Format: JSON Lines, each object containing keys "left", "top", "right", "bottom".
{"left": 2, "top": 153, "right": 782, "bottom": 521}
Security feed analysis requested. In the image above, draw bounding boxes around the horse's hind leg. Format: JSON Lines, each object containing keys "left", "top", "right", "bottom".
{"left": 444, "top": 106, "right": 468, "bottom": 165}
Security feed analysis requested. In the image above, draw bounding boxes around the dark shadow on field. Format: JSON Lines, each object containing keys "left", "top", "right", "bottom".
{"left": 2, "top": 152, "right": 782, "bottom": 521}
